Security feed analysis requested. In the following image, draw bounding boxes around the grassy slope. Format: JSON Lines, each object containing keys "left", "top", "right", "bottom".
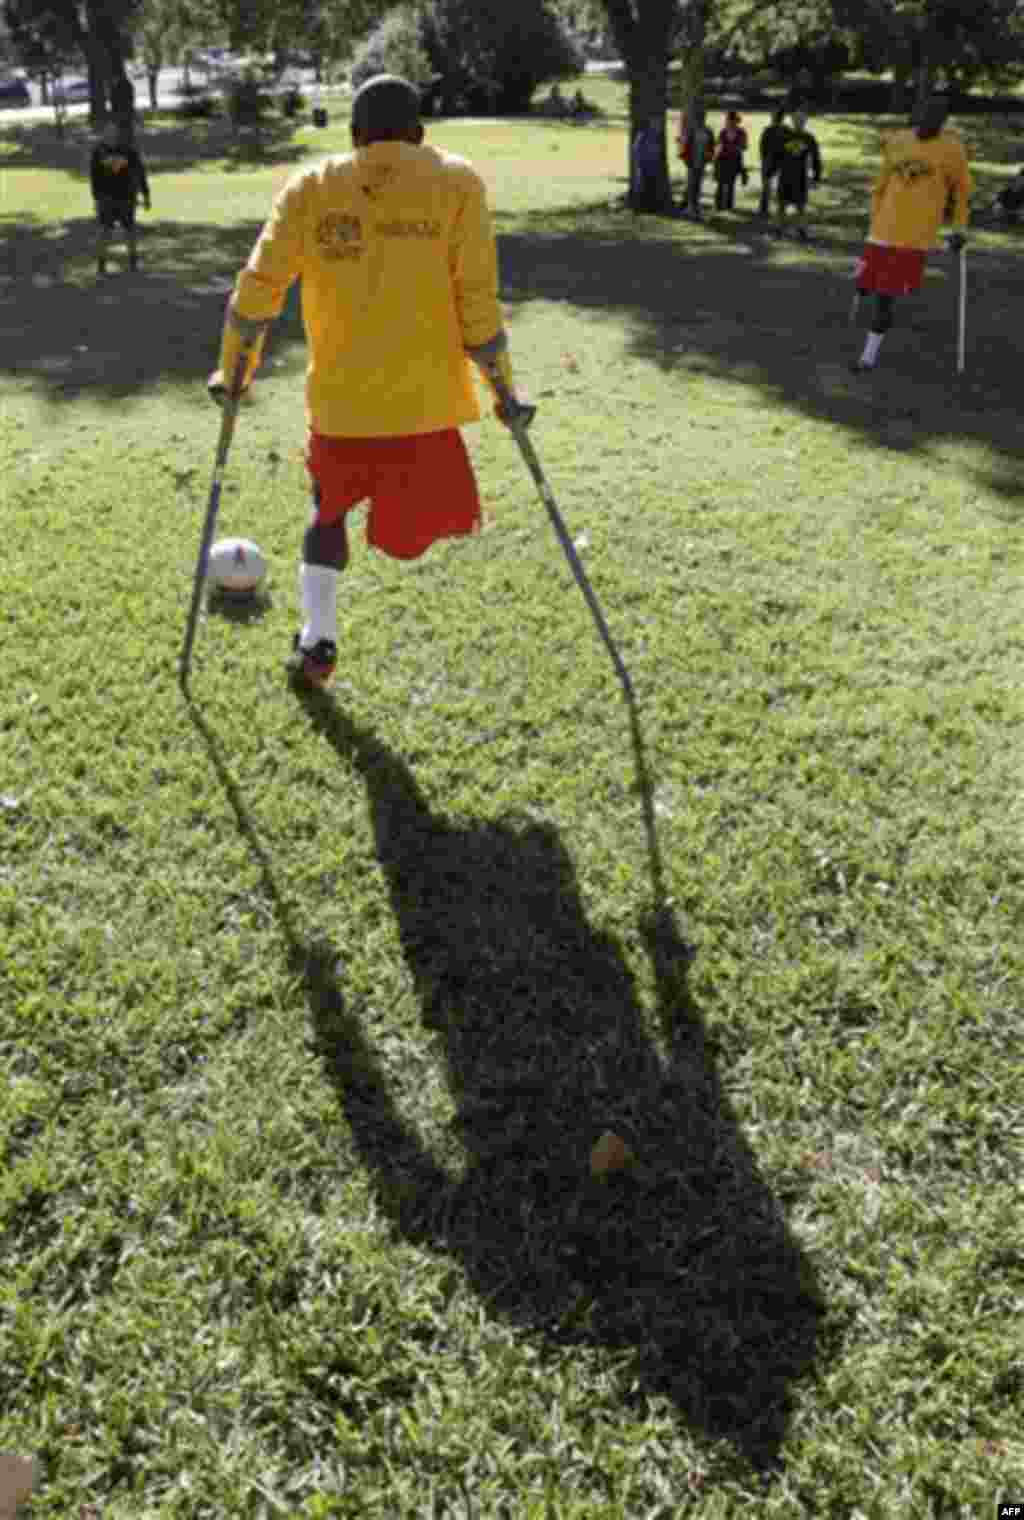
{"left": 1, "top": 83, "right": 1023, "bottom": 1517}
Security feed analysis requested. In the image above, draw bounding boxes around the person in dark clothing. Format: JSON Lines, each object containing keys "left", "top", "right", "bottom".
{"left": 991, "top": 165, "right": 1024, "bottom": 223}
{"left": 758, "top": 107, "right": 786, "bottom": 215}
{"left": 679, "top": 108, "right": 714, "bottom": 219}
{"left": 631, "top": 117, "right": 664, "bottom": 213}
{"left": 714, "top": 109, "right": 748, "bottom": 211}
{"left": 109, "top": 72, "right": 136, "bottom": 138}
{"left": 771, "top": 108, "right": 822, "bottom": 240}
{"left": 91, "top": 123, "right": 150, "bottom": 275}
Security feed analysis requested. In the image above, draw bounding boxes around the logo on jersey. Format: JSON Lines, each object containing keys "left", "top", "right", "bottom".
{"left": 894, "top": 158, "right": 935, "bottom": 184}
{"left": 316, "top": 213, "right": 363, "bottom": 261}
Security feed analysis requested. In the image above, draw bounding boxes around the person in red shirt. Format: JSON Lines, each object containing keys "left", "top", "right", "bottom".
{"left": 207, "top": 75, "right": 533, "bottom": 689}
{"left": 714, "top": 110, "right": 748, "bottom": 211}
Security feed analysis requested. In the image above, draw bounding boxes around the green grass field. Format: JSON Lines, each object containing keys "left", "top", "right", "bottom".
{"left": 2, "top": 76, "right": 1023, "bottom": 1518}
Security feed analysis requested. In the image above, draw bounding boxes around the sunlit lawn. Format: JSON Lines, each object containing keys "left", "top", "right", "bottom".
{"left": 2, "top": 73, "right": 1023, "bottom": 1518}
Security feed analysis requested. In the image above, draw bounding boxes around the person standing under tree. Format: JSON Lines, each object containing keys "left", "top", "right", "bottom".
{"left": 758, "top": 107, "right": 786, "bottom": 216}
{"left": 772, "top": 107, "right": 822, "bottom": 240}
{"left": 207, "top": 74, "right": 534, "bottom": 690}
{"left": 91, "top": 120, "right": 150, "bottom": 276}
{"left": 714, "top": 109, "right": 748, "bottom": 211}
{"left": 849, "top": 99, "right": 972, "bottom": 374}
{"left": 680, "top": 107, "right": 714, "bottom": 219}
{"left": 988, "top": 164, "right": 1024, "bottom": 223}
{"left": 632, "top": 117, "right": 663, "bottom": 213}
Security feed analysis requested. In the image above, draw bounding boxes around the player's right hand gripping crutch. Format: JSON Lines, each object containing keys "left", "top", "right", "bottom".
{"left": 485, "top": 364, "right": 634, "bottom": 704}
{"left": 179, "top": 342, "right": 256, "bottom": 689}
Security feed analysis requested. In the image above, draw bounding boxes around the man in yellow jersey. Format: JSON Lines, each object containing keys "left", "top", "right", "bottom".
{"left": 208, "top": 74, "right": 533, "bottom": 688}
{"left": 849, "top": 99, "right": 972, "bottom": 374}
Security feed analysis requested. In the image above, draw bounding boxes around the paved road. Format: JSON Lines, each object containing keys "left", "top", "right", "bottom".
{"left": 0, "top": 64, "right": 325, "bottom": 124}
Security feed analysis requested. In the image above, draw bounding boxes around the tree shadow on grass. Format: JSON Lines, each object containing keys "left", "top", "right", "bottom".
{"left": 188, "top": 692, "right": 827, "bottom": 1481}
{"left": 493, "top": 203, "right": 1024, "bottom": 508}
{"left": 5, "top": 156, "right": 1020, "bottom": 515}
{"left": 0, "top": 214, "right": 304, "bottom": 405}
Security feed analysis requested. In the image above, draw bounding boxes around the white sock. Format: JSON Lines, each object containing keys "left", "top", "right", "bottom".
{"left": 861, "top": 331, "right": 885, "bottom": 367}
{"left": 299, "top": 563, "right": 338, "bottom": 647}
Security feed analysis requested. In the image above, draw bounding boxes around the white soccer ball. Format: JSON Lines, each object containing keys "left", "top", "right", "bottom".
{"left": 208, "top": 537, "right": 267, "bottom": 596}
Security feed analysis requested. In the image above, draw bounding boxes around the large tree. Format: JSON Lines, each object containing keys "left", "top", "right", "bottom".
{"left": 709, "top": 0, "right": 847, "bottom": 99}
{"left": 599, "top": 0, "right": 694, "bottom": 213}
{"left": 207, "top": 0, "right": 382, "bottom": 58}
{"left": 5, "top": 0, "right": 139, "bottom": 123}
{"left": 834, "top": 0, "right": 1024, "bottom": 106}
{"left": 351, "top": 0, "right": 582, "bottom": 116}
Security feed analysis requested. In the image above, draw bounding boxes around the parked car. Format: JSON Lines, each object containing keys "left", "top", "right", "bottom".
{"left": 0, "top": 76, "right": 31, "bottom": 108}
{"left": 52, "top": 78, "right": 91, "bottom": 104}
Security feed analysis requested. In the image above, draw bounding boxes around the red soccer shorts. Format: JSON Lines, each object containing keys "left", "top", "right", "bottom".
{"left": 855, "top": 242, "right": 928, "bottom": 297}
{"left": 306, "top": 428, "right": 481, "bottom": 561}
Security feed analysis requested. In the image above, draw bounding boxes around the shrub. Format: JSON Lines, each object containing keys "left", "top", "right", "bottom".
{"left": 351, "top": 0, "right": 582, "bottom": 117}
{"left": 421, "top": 0, "right": 583, "bottom": 115}
{"left": 221, "top": 71, "right": 273, "bottom": 126}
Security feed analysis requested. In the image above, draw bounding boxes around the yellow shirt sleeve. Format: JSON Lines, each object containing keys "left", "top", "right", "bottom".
{"left": 218, "top": 173, "right": 308, "bottom": 387}
{"left": 448, "top": 168, "right": 516, "bottom": 399}
{"left": 945, "top": 138, "right": 972, "bottom": 230}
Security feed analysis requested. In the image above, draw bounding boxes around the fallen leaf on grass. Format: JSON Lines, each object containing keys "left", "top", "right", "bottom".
{"left": 0, "top": 1454, "right": 36, "bottom": 1520}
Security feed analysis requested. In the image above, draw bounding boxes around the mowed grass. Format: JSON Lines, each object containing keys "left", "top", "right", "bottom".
{"left": 2, "top": 78, "right": 1023, "bottom": 1517}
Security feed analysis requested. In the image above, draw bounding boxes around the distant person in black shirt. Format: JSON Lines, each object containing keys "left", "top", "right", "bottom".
{"left": 771, "top": 108, "right": 822, "bottom": 240}
{"left": 90, "top": 122, "right": 150, "bottom": 276}
{"left": 758, "top": 107, "right": 786, "bottom": 216}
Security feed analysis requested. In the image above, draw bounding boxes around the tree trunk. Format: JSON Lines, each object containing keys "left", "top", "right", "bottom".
{"left": 603, "top": 0, "right": 678, "bottom": 213}
{"left": 914, "top": 16, "right": 935, "bottom": 111}
{"left": 678, "top": 44, "right": 704, "bottom": 124}
{"left": 915, "top": 57, "right": 935, "bottom": 111}
{"left": 890, "top": 69, "right": 911, "bottom": 112}
{"left": 85, "top": 46, "right": 108, "bottom": 128}
{"left": 148, "top": 69, "right": 159, "bottom": 110}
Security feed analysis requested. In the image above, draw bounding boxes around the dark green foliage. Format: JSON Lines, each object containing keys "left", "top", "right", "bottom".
{"left": 350, "top": 0, "right": 583, "bottom": 116}
{"left": 222, "top": 70, "right": 273, "bottom": 125}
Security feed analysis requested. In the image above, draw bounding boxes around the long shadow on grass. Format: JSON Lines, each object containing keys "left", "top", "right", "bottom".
{"left": 5, "top": 165, "right": 1021, "bottom": 517}
{"left": 0, "top": 214, "right": 304, "bottom": 403}
{"left": 187, "top": 696, "right": 826, "bottom": 1477}
{"left": 494, "top": 205, "right": 1024, "bottom": 507}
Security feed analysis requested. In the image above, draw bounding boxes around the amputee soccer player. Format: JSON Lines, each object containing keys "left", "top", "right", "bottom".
{"left": 850, "top": 99, "right": 972, "bottom": 374}
{"left": 91, "top": 122, "right": 151, "bottom": 276}
{"left": 208, "top": 74, "right": 533, "bottom": 689}
{"left": 772, "top": 109, "right": 822, "bottom": 240}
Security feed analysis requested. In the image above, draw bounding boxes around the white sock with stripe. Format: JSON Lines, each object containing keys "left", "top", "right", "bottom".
{"left": 299, "top": 563, "right": 338, "bottom": 647}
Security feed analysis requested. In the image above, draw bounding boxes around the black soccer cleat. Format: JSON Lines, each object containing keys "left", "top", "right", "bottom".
{"left": 848, "top": 359, "right": 876, "bottom": 375}
{"left": 286, "top": 634, "right": 337, "bottom": 689}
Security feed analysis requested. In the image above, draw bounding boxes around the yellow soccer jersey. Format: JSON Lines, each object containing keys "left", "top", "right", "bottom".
{"left": 868, "top": 128, "right": 972, "bottom": 251}
{"left": 219, "top": 141, "right": 509, "bottom": 437}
